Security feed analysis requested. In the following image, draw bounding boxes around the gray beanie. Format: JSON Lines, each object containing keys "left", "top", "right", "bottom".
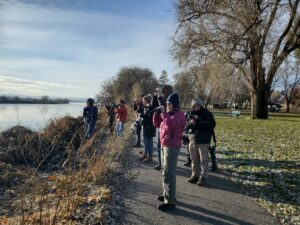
{"left": 143, "top": 94, "right": 152, "bottom": 104}
{"left": 191, "top": 98, "right": 204, "bottom": 108}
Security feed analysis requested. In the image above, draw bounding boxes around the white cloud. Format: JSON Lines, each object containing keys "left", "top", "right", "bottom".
{"left": 0, "top": 0, "right": 177, "bottom": 98}
{"left": 0, "top": 75, "right": 80, "bottom": 97}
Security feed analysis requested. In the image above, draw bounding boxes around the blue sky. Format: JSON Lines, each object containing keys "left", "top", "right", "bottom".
{"left": 0, "top": 0, "right": 177, "bottom": 98}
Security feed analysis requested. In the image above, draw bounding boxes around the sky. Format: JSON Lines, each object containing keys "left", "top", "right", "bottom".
{"left": 0, "top": 0, "right": 177, "bottom": 98}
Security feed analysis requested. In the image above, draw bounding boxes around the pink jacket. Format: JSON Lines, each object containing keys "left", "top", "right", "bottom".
{"left": 153, "top": 108, "right": 186, "bottom": 148}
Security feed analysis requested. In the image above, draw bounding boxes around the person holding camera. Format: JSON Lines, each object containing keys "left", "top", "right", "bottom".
{"left": 115, "top": 100, "right": 127, "bottom": 136}
{"left": 153, "top": 92, "right": 185, "bottom": 211}
{"left": 182, "top": 110, "right": 192, "bottom": 167}
{"left": 139, "top": 94, "right": 156, "bottom": 162}
{"left": 152, "top": 85, "right": 173, "bottom": 171}
{"left": 187, "top": 98, "right": 216, "bottom": 186}
{"left": 105, "top": 103, "right": 116, "bottom": 134}
{"left": 83, "top": 98, "right": 98, "bottom": 139}
{"left": 133, "top": 95, "right": 144, "bottom": 148}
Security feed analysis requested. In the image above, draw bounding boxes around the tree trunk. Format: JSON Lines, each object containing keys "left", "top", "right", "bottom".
{"left": 286, "top": 100, "right": 290, "bottom": 113}
{"left": 251, "top": 84, "right": 270, "bottom": 119}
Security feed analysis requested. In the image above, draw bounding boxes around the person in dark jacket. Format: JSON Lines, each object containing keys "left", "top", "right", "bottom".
{"left": 139, "top": 94, "right": 156, "bottom": 162}
{"left": 186, "top": 98, "right": 216, "bottom": 186}
{"left": 182, "top": 110, "right": 192, "bottom": 167}
{"left": 105, "top": 103, "right": 116, "bottom": 133}
{"left": 133, "top": 95, "right": 144, "bottom": 148}
{"left": 83, "top": 98, "right": 98, "bottom": 139}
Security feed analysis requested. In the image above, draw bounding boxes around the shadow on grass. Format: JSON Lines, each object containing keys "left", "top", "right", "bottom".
{"left": 218, "top": 156, "right": 300, "bottom": 206}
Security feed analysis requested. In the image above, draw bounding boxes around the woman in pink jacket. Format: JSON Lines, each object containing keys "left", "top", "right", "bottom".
{"left": 153, "top": 92, "right": 186, "bottom": 211}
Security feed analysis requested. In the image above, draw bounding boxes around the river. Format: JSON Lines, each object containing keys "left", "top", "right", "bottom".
{"left": 0, "top": 103, "right": 86, "bottom": 131}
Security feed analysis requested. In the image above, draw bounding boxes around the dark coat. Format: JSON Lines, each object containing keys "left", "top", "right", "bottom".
{"left": 187, "top": 108, "right": 216, "bottom": 144}
{"left": 83, "top": 106, "right": 98, "bottom": 124}
{"left": 140, "top": 105, "right": 156, "bottom": 138}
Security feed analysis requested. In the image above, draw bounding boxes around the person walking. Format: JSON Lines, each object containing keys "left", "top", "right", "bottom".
{"left": 115, "top": 100, "right": 127, "bottom": 136}
{"left": 83, "top": 98, "right": 98, "bottom": 139}
{"left": 153, "top": 93, "right": 185, "bottom": 211}
{"left": 187, "top": 98, "right": 216, "bottom": 186}
{"left": 139, "top": 94, "right": 156, "bottom": 162}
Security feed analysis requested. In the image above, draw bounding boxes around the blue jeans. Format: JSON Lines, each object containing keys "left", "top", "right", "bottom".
{"left": 85, "top": 122, "right": 96, "bottom": 138}
{"left": 116, "top": 121, "right": 124, "bottom": 136}
{"left": 144, "top": 137, "right": 153, "bottom": 157}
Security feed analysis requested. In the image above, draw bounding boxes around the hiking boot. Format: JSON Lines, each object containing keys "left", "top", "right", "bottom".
{"left": 139, "top": 154, "right": 147, "bottom": 161}
{"left": 197, "top": 177, "right": 207, "bottom": 186}
{"left": 157, "top": 195, "right": 164, "bottom": 202}
{"left": 157, "top": 203, "right": 176, "bottom": 212}
{"left": 153, "top": 164, "right": 161, "bottom": 171}
{"left": 142, "top": 156, "right": 153, "bottom": 163}
{"left": 187, "top": 176, "right": 199, "bottom": 184}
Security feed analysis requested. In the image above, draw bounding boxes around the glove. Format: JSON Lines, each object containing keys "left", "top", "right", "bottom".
{"left": 154, "top": 106, "right": 165, "bottom": 113}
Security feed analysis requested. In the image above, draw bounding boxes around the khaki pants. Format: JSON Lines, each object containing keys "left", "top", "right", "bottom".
{"left": 161, "top": 146, "right": 180, "bottom": 204}
{"left": 189, "top": 143, "right": 209, "bottom": 179}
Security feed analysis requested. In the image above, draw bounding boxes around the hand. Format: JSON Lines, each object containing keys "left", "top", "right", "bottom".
{"left": 189, "top": 119, "right": 196, "bottom": 125}
{"left": 159, "top": 106, "right": 165, "bottom": 113}
{"left": 154, "top": 106, "right": 165, "bottom": 113}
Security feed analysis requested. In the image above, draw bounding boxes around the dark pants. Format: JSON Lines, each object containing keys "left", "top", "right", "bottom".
{"left": 85, "top": 122, "right": 96, "bottom": 138}
{"left": 136, "top": 123, "right": 141, "bottom": 145}
{"left": 109, "top": 117, "right": 114, "bottom": 133}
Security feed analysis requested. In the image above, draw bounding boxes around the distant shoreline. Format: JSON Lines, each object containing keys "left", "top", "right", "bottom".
{"left": 0, "top": 102, "right": 70, "bottom": 104}
{"left": 0, "top": 95, "right": 70, "bottom": 104}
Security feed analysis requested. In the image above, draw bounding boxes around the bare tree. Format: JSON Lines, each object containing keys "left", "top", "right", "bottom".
{"left": 279, "top": 61, "right": 300, "bottom": 112}
{"left": 96, "top": 79, "right": 115, "bottom": 104}
{"left": 173, "top": 71, "right": 195, "bottom": 107}
{"left": 173, "top": 0, "right": 300, "bottom": 119}
{"left": 113, "top": 67, "right": 158, "bottom": 102}
{"left": 158, "top": 70, "right": 170, "bottom": 86}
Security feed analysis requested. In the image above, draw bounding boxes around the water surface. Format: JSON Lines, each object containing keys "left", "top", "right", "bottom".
{"left": 0, "top": 103, "right": 85, "bottom": 131}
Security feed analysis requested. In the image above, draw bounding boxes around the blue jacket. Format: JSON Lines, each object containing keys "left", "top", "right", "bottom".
{"left": 83, "top": 106, "right": 98, "bottom": 124}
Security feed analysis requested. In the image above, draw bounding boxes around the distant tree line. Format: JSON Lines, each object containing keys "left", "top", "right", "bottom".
{"left": 0, "top": 95, "right": 70, "bottom": 104}
{"left": 96, "top": 66, "right": 170, "bottom": 105}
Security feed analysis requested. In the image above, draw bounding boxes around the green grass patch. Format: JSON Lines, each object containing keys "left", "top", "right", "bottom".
{"left": 215, "top": 116, "right": 300, "bottom": 225}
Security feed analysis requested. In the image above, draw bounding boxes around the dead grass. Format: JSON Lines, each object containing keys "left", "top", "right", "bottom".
{"left": 0, "top": 108, "right": 135, "bottom": 225}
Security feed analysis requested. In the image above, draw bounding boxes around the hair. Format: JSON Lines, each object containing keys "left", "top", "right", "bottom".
{"left": 162, "top": 85, "right": 173, "bottom": 98}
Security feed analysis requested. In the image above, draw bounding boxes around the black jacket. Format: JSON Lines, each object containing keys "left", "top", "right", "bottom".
{"left": 187, "top": 108, "right": 216, "bottom": 144}
{"left": 140, "top": 105, "right": 156, "bottom": 138}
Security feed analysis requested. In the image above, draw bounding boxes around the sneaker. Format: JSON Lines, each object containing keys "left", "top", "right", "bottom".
{"left": 157, "top": 195, "right": 164, "bottom": 202}
{"left": 157, "top": 203, "right": 176, "bottom": 212}
{"left": 187, "top": 176, "right": 199, "bottom": 184}
{"left": 153, "top": 164, "right": 161, "bottom": 171}
{"left": 197, "top": 177, "right": 207, "bottom": 186}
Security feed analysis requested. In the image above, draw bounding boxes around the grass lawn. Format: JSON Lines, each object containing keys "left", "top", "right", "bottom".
{"left": 215, "top": 115, "right": 300, "bottom": 225}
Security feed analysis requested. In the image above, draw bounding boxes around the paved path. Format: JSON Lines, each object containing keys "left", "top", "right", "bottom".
{"left": 118, "top": 141, "right": 280, "bottom": 225}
